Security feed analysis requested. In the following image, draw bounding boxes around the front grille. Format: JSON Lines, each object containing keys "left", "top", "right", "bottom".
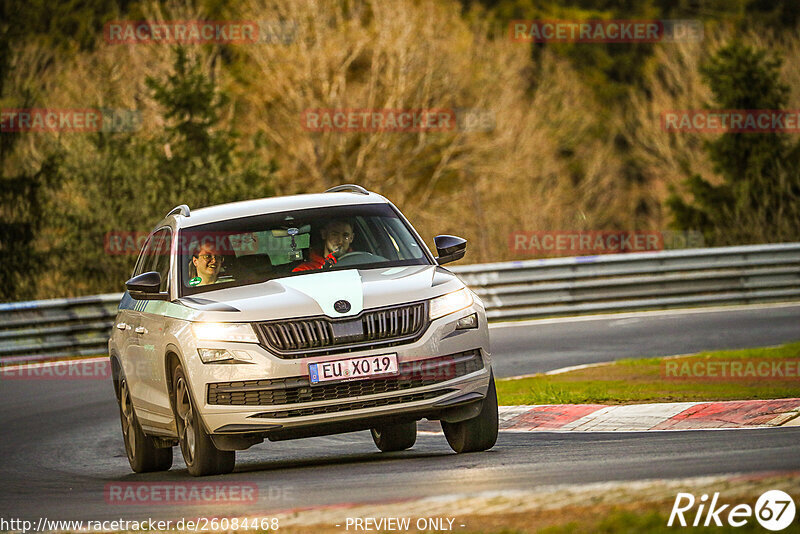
{"left": 207, "top": 349, "right": 483, "bottom": 407}
{"left": 250, "top": 390, "right": 452, "bottom": 418}
{"left": 254, "top": 302, "right": 427, "bottom": 358}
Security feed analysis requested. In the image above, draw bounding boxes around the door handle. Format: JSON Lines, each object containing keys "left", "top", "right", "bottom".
{"left": 116, "top": 322, "right": 128, "bottom": 331}
{"left": 134, "top": 326, "right": 147, "bottom": 334}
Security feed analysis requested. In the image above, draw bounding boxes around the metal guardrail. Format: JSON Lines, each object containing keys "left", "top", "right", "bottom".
{"left": 451, "top": 243, "right": 800, "bottom": 320}
{"left": 0, "top": 294, "right": 122, "bottom": 363}
{"left": 1, "top": 243, "right": 799, "bottom": 362}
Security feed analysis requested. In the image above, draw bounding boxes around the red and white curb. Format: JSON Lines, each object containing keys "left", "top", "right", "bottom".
{"left": 422, "top": 399, "right": 800, "bottom": 433}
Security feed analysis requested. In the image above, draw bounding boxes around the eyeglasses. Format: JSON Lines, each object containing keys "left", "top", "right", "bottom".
{"left": 196, "top": 254, "right": 224, "bottom": 263}
{"left": 327, "top": 232, "right": 353, "bottom": 240}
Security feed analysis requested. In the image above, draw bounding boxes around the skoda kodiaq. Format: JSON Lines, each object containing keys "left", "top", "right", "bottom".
{"left": 109, "top": 184, "right": 497, "bottom": 476}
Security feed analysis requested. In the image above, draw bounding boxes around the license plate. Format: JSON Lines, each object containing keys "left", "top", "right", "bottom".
{"left": 309, "top": 354, "right": 399, "bottom": 385}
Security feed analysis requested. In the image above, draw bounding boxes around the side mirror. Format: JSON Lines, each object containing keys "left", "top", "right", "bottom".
{"left": 126, "top": 271, "right": 169, "bottom": 301}
{"left": 434, "top": 235, "right": 467, "bottom": 265}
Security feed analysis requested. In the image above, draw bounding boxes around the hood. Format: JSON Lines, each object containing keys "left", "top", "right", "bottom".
{"left": 172, "top": 265, "right": 463, "bottom": 323}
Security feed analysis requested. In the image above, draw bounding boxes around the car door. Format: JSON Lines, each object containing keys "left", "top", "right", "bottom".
{"left": 117, "top": 232, "right": 156, "bottom": 408}
{"left": 131, "top": 227, "right": 176, "bottom": 432}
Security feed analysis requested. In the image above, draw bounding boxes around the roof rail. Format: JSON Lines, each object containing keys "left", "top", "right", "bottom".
{"left": 167, "top": 204, "right": 191, "bottom": 217}
{"left": 324, "top": 184, "right": 370, "bottom": 195}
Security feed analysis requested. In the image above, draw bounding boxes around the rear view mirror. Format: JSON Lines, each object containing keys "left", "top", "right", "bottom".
{"left": 271, "top": 224, "right": 311, "bottom": 238}
{"left": 434, "top": 235, "right": 467, "bottom": 265}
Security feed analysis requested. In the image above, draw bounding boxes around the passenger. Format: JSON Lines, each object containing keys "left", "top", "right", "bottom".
{"left": 188, "top": 243, "right": 225, "bottom": 286}
{"left": 292, "top": 220, "right": 354, "bottom": 272}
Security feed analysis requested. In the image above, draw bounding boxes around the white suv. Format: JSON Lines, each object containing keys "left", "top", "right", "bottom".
{"left": 109, "top": 185, "right": 496, "bottom": 476}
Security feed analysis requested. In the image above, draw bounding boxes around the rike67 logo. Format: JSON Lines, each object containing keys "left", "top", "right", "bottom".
{"left": 669, "top": 490, "right": 796, "bottom": 531}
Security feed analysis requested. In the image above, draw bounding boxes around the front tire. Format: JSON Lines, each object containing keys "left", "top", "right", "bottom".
{"left": 441, "top": 373, "right": 499, "bottom": 453}
{"left": 118, "top": 376, "right": 173, "bottom": 473}
{"left": 371, "top": 421, "right": 417, "bottom": 452}
{"left": 172, "top": 364, "right": 235, "bottom": 476}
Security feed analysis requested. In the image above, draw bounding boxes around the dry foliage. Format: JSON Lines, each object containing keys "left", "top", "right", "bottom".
{"left": 5, "top": 0, "right": 800, "bottom": 299}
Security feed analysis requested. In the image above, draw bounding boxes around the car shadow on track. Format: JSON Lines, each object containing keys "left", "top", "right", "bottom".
{"left": 104, "top": 433, "right": 471, "bottom": 480}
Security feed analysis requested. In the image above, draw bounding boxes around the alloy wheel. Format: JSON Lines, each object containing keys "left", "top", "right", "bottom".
{"left": 175, "top": 376, "right": 196, "bottom": 464}
{"left": 119, "top": 379, "right": 136, "bottom": 459}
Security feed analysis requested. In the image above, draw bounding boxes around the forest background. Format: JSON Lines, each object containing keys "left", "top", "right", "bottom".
{"left": 2, "top": 0, "right": 799, "bottom": 301}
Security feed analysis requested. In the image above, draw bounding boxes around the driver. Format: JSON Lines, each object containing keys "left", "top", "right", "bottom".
{"left": 292, "top": 219, "right": 354, "bottom": 272}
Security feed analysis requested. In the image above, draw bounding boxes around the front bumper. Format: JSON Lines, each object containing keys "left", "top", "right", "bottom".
{"left": 182, "top": 305, "right": 491, "bottom": 436}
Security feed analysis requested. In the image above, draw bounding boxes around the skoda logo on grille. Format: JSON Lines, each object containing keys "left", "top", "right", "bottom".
{"left": 333, "top": 300, "right": 351, "bottom": 313}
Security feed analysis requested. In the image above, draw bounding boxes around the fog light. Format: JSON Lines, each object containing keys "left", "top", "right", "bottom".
{"left": 197, "top": 348, "right": 236, "bottom": 363}
{"left": 456, "top": 313, "right": 478, "bottom": 330}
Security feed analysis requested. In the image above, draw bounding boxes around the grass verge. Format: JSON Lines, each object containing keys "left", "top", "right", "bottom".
{"left": 496, "top": 342, "right": 800, "bottom": 405}
{"left": 266, "top": 472, "right": 800, "bottom": 534}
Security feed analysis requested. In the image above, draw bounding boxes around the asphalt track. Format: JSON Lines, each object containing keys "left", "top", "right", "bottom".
{"left": 1, "top": 304, "right": 799, "bottom": 523}
{"left": 490, "top": 303, "right": 800, "bottom": 376}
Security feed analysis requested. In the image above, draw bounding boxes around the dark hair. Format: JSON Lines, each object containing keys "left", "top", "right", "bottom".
{"left": 189, "top": 235, "right": 232, "bottom": 257}
{"left": 323, "top": 219, "right": 353, "bottom": 231}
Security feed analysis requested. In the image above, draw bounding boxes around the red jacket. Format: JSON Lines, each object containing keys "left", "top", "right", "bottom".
{"left": 292, "top": 249, "right": 351, "bottom": 272}
{"left": 292, "top": 251, "right": 329, "bottom": 272}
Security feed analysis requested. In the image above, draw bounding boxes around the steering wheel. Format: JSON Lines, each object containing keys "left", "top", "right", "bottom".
{"left": 335, "top": 251, "right": 387, "bottom": 267}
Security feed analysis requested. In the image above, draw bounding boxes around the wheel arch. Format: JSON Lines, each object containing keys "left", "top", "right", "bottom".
{"left": 164, "top": 345, "right": 184, "bottom": 400}
{"left": 110, "top": 352, "right": 123, "bottom": 401}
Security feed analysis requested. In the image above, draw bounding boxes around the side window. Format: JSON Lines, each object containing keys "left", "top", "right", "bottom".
{"left": 352, "top": 217, "right": 380, "bottom": 256}
{"left": 132, "top": 235, "right": 153, "bottom": 278}
{"left": 150, "top": 228, "right": 172, "bottom": 292}
{"left": 384, "top": 217, "right": 424, "bottom": 260}
{"left": 132, "top": 228, "right": 171, "bottom": 292}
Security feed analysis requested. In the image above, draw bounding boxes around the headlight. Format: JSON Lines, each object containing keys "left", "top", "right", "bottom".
{"left": 429, "top": 288, "right": 474, "bottom": 320}
{"left": 191, "top": 322, "right": 259, "bottom": 343}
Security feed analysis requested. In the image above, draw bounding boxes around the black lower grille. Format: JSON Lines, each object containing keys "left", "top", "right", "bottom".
{"left": 207, "top": 349, "right": 483, "bottom": 406}
{"left": 250, "top": 390, "right": 452, "bottom": 418}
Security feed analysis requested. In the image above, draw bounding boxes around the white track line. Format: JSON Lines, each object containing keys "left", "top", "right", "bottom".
{"left": 490, "top": 301, "right": 800, "bottom": 329}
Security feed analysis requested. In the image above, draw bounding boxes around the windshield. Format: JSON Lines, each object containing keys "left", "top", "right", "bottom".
{"left": 179, "top": 203, "right": 431, "bottom": 295}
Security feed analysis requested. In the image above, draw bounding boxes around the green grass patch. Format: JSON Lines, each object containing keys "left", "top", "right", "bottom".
{"left": 497, "top": 342, "right": 800, "bottom": 405}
